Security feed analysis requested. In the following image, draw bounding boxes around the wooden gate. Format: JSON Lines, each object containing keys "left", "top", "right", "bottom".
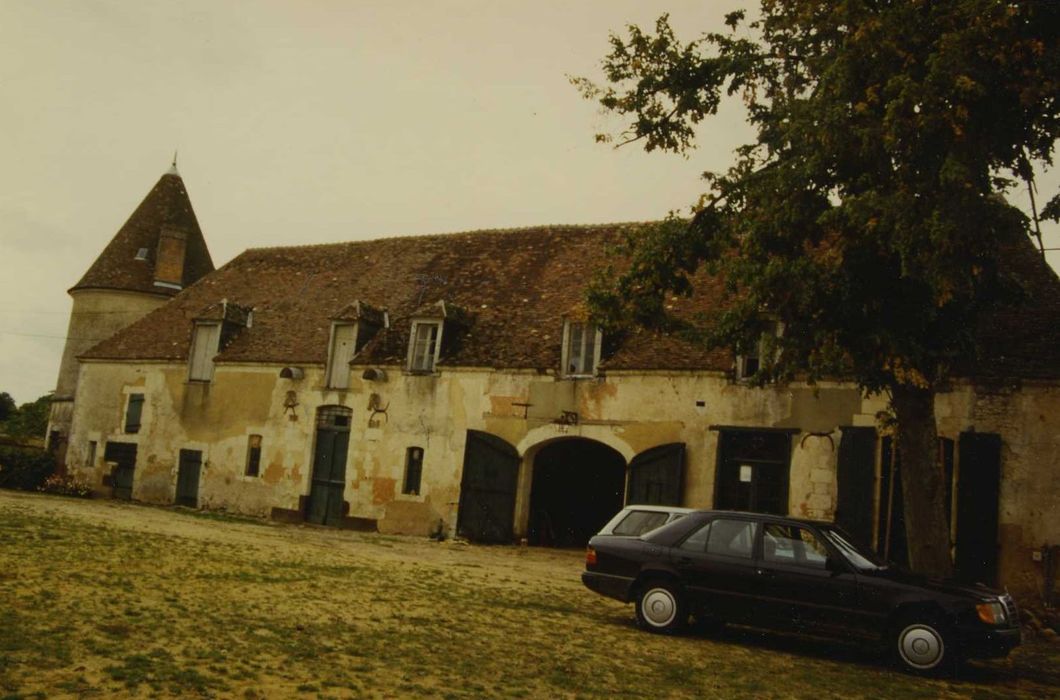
{"left": 627, "top": 443, "right": 685, "bottom": 506}
{"left": 456, "top": 431, "right": 519, "bottom": 543}
{"left": 306, "top": 406, "right": 352, "bottom": 526}
{"left": 175, "top": 449, "right": 202, "bottom": 507}
{"left": 104, "top": 442, "right": 138, "bottom": 500}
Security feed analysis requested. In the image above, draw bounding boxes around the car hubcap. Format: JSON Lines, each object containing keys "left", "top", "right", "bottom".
{"left": 898, "top": 624, "right": 943, "bottom": 669}
{"left": 642, "top": 588, "right": 676, "bottom": 627}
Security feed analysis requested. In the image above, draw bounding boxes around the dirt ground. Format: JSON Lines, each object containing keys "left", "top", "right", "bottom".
{"left": 1, "top": 490, "right": 1057, "bottom": 699}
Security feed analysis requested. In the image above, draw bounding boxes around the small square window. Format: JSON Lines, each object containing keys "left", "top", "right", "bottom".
{"left": 124, "top": 394, "right": 144, "bottom": 434}
{"left": 245, "top": 435, "right": 262, "bottom": 477}
{"left": 408, "top": 322, "right": 441, "bottom": 373}
{"left": 402, "top": 446, "right": 424, "bottom": 495}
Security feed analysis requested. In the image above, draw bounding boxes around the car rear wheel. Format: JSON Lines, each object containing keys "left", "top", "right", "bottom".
{"left": 892, "top": 616, "right": 956, "bottom": 676}
{"left": 635, "top": 580, "right": 687, "bottom": 634}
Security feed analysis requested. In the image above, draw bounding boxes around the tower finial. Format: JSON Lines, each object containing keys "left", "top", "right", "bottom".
{"left": 167, "top": 150, "right": 180, "bottom": 176}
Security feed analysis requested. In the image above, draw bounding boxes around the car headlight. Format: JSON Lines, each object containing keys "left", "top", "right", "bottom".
{"left": 976, "top": 601, "right": 1007, "bottom": 625}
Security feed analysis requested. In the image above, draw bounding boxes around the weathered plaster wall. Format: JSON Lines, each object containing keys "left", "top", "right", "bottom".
{"left": 47, "top": 289, "right": 167, "bottom": 458}
{"left": 936, "top": 381, "right": 1060, "bottom": 600}
{"left": 67, "top": 359, "right": 1059, "bottom": 599}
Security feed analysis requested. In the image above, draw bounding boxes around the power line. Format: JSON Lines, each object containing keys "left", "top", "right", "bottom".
{"left": 0, "top": 331, "right": 108, "bottom": 341}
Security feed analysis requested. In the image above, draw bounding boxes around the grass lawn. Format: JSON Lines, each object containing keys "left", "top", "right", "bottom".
{"left": 0, "top": 490, "right": 1056, "bottom": 699}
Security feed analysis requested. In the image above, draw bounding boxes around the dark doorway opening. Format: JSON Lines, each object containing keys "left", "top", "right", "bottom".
{"left": 528, "top": 439, "right": 625, "bottom": 547}
{"left": 457, "top": 431, "right": 520, "bottom": 544}
{"left": 104, "top": 442, "right": 138, "bottom": 500}
{"left": 955, "top": 432, "right": 1002, "bottom": 586}
{"left": 306, "top": 406, "right": 352, "bottom": 526}
{"left": 715, "top": 430, "right": 792, "bottom": 515}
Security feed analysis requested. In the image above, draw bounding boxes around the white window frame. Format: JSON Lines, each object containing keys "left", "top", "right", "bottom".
{"left": 325, "top": 322, "right": 358, "bottom": 389}
{"left": 188, "top": 322, "right": 221, "bottom": 382}
{"left": 407, "top": 320, "right": 442, "bottom": 373}
{"left": 561, "top": 321, "right": 602, "bottom": 377}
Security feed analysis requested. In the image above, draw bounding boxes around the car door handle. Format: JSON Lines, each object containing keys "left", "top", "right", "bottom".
{"left": 756, "top": 568, "right": 775, "bottom": 577}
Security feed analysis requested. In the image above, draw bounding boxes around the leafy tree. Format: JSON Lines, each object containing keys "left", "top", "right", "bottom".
{"left": 1, "top": 394, "right": 52, "bottom": 442}
{"left": 576, "top": 1, "right": 1060, "bottom": 577}
{"left": 0, "top": 392, "right": 15, "bottom": 423}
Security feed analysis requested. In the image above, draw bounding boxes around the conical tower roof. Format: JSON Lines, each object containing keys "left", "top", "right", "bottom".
{"left": 71, "top": 167, "right": 215, "bottom": 295}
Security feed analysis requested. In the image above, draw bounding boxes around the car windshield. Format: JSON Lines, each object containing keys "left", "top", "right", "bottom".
{"left": 820, "top": 526, "right": 889, "bottom": 571}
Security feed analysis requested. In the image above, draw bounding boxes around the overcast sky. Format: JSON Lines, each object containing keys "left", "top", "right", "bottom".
{"left": 1, "top": 1, "right": 1056, "bottom": 406}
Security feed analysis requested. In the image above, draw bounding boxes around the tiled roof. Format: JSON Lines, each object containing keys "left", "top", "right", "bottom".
{"left": 79, "top": 224, "right": 730, "bottom": 372}
{"left": 71, "top": 172, "right": 215, "bottom": 295}
{"left": 79, "top": 224, "right": 1060, "bottom": 379}
{"left": 959, "top": 241, "right": 1060, "bottom": 380}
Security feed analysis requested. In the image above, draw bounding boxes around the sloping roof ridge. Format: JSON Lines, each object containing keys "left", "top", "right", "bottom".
{"left": 237, "top": 220, "right": 651, "bottom": 256}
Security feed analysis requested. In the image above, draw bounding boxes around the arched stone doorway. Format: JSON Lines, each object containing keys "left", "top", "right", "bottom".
{"left": 527, "top": 438, "right": 626, "bottom": 547}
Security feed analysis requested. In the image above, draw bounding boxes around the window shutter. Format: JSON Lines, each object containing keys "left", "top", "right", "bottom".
{"left": 326, "top": 324, "right": 357, "bottom": 389}
{"left": 189, "top": 323, "right": 221, "bottom": 381}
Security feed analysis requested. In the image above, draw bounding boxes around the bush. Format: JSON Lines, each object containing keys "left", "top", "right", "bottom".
{"left": 39, "top": 473, "right": 93, "bottom": 498}
{"left": 0, "top": 445, "right": 56, "bottom": 491}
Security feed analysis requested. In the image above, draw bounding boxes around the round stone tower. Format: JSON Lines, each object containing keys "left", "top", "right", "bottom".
{"left": 46, "top": 163, "right": 214, "bottom": 465}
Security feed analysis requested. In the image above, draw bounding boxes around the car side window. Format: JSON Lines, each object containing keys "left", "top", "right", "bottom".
{"left": 678, "top": 522, "right": 711, "bottom": 552}
{"left": 613, "top": 510, "right": 670, "bottom": 536}
{"left": 762, "top": 524, "right": 828, "bottom": 569}
{"left": 705, "top": 519, "right": 757, "bottom": 559}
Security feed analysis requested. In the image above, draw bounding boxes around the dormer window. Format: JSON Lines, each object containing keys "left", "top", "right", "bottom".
{"left": 408, "top": 321, "right": 442, "bottom": 373}
{"left": 735, "top": 321, "right": 783, "bottom": 381}
{"left": 326, "top": 323, "right": 358, "bottom": 389}
{"left": 562, "top": 321, "right": 601, "bottom": 377}
{"left": 188, "top": 322, "right": 221, "bottom": 382}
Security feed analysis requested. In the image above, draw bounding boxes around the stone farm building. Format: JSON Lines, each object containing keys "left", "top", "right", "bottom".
{"left": 50, "top": 167, "right": 1060, "bottom": 601}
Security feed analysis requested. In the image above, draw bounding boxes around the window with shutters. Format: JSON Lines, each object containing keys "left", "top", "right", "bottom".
{"left": 407, "top": 321, "right": 442, "bottom": 373}
{"left": 188, "top": 322, "right": 221, "bottom": 382}
{"left": 326, "top": 323, "right": 358, "bottom": 389}
{"left": 561, "top": 321, "right": 601, "bottom": 377}
{"left": 124, "top": 394, "right": 144, "bottom": 433}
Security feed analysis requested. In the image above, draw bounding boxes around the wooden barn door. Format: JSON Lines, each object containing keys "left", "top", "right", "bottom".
{"left": 627, "top": 443, "right": 685, "bottom": 506}
{"left": 457, "top": 431, "right": 519, "bottom": 544}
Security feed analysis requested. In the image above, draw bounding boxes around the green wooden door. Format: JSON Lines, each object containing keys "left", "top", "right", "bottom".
{"left": 175, "top": 449, "right": 202, "bottom": 507}
{"left": 307, "top": 407, "right": 352, "bottom": 526}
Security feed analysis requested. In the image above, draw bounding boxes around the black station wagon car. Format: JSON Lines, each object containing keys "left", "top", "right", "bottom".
{"left": 582, "top": 510, "right": 1021, "bottom": 674}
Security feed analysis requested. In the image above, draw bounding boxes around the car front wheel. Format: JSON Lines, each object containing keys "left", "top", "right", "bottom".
{"left": 635, "top": 580, "right": 687, "bottom": 634}
{"left": 892, "top": 617, "right": 956, "bottom": 676}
